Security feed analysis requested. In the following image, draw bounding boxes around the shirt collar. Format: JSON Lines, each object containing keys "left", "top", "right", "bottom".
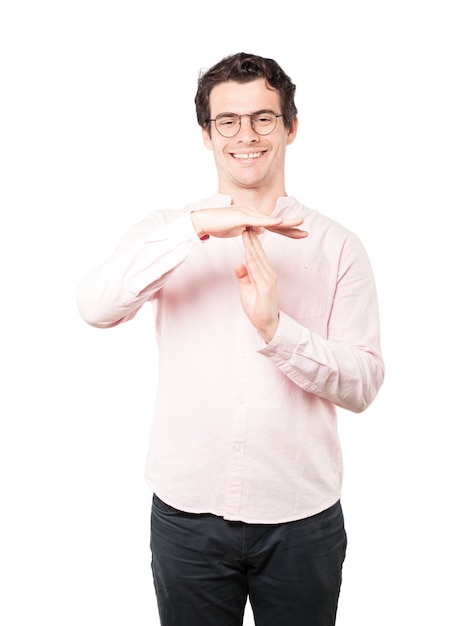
{"left": 208, "top": 193, "right": 302, "bottom": 216}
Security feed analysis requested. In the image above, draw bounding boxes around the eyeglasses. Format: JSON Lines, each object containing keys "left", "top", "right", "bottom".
{"left": 209, "top": 110, "right": 283, "bottom": 138}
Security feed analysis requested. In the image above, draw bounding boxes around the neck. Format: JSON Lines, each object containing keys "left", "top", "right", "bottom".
{"left": 223, "top": 187, "right": 287, "bottom": 216}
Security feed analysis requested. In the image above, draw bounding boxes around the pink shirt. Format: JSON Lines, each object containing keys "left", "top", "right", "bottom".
{"left": 77, "top": 194, "right": 384, "bottom": 523}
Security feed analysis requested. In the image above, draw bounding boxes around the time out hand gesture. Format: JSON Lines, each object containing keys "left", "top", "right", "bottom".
{"left": 191, "top": 206, "right": 307, "bottom": 240}
{"left": 234, "top": 228, "right": 281, "bottom": 343}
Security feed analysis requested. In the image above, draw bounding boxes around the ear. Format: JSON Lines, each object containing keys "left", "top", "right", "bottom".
{"left": 286, "top": 116, "right": 298, "bottom": 145}
{"left": 202, "top": 126, "right": 213, "bottom": 151}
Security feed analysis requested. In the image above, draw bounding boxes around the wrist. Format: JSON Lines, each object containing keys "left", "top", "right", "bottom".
{"left": 190, "top": 211, "right": 208, "bottom": 240}
{"left": 259, "top": 313, "right": 280, "bottom": 344}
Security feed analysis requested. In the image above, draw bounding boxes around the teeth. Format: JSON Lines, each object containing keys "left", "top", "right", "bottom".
{"left": 233, "top": 152, "right": 261, "bottom": 159}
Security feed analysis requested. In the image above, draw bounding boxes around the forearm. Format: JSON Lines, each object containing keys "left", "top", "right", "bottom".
{"left": 77, "top": 211, "right": 201, "bottom": 328}
{"left": 259, "top": 312, "right": 385, "bottom": 413}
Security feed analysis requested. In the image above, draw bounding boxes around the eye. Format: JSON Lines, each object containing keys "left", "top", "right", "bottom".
{"left": 217, "top": 115, "right": 239, "bottom": 127}
{"left": 253, "top": 113, "right": 275, "bottom": 125}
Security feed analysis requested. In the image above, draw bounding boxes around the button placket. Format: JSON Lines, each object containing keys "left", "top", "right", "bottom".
{"left": 224, "top": 329, "right": 253, "bottom": 519}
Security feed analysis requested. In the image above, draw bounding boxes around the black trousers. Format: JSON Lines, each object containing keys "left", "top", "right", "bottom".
{"left": 150, "top": 494, "right": 347, "bottom": 626}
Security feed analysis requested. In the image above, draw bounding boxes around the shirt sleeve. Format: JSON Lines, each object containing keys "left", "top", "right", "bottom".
{"left": 258, "top": 235, "right": 385, "bottom": 413}
{"left": 77, "top": 210, "right": 203, "bottom": 328}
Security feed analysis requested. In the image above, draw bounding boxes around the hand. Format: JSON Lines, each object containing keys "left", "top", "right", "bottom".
{"left": 234, "top": 229, "right": 280, "bottom": 343}
{"left": 191, "top": 206, "right": 307, "bottom": 240}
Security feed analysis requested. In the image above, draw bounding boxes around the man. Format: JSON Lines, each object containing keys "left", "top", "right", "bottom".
{"left": 77, "top": 52, "right": 384, "bottom": 626}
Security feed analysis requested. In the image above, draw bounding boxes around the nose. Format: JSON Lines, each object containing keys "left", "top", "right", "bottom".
{"left": 238, "top": 115, "right": 259, "bottom": 141}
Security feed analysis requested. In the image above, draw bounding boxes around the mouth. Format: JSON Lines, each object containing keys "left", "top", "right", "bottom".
{"left": 230, "top": 151, "right": 264, "bottom": 160}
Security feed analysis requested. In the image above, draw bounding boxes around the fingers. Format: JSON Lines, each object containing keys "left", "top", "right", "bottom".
{"left": 267, "top": 225, "right": 309, "bottom": 239}
{"left": 246, "top": 216, "right": 308, "bottom": 239}
{"left": 191, "top": 206, "right": 308, "bottom": 240}
{"left": 265, "top": 217, "right": 308, "bottom": 239}
{"left": 242, "top": 229, "right": 276, "bottom": 282}
{"left": 191, "top": 207, "right": 286, "bottom": 239}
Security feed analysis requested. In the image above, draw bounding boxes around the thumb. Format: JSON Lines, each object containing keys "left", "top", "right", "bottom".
{"left": 234, "top": 263, "right": 251, "bottom": 284}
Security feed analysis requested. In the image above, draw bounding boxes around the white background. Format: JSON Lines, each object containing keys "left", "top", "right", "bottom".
{"left": 2, "top": 1, "right": 471, "bottom": 624}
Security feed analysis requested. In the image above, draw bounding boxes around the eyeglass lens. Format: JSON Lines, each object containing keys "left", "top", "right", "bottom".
{"left": 214, "top": 112, "right": 279, "bottom": 137}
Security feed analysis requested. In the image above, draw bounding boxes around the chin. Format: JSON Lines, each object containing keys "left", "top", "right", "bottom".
{"left": 233, "top": 174, "right": 267, "bottom": 188}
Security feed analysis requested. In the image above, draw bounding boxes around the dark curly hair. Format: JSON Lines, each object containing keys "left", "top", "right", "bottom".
{"left": 195, "top": 52, "right": 297, "bottom": 134}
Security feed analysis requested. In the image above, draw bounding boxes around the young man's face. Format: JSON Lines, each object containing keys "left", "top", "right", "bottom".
{"left": 202, "top": 78, "right": 297, "bottom": 197}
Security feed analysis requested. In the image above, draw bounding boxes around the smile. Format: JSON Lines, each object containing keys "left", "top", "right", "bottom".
{"left": 231, "top": 152, "right": 263, "bottom": 159}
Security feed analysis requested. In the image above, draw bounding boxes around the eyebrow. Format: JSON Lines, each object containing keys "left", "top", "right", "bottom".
{"left": 215, "top": 109, "right": 278, "bottom": 117}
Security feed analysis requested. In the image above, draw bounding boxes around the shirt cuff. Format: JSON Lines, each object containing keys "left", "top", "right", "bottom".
{"left": 257, "top": 311, "right": 299, "bottom": 356}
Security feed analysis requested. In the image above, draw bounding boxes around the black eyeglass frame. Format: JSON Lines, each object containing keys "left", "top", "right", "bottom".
{"left": 209, "top": 110, "right": 284, "bottom": 138}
